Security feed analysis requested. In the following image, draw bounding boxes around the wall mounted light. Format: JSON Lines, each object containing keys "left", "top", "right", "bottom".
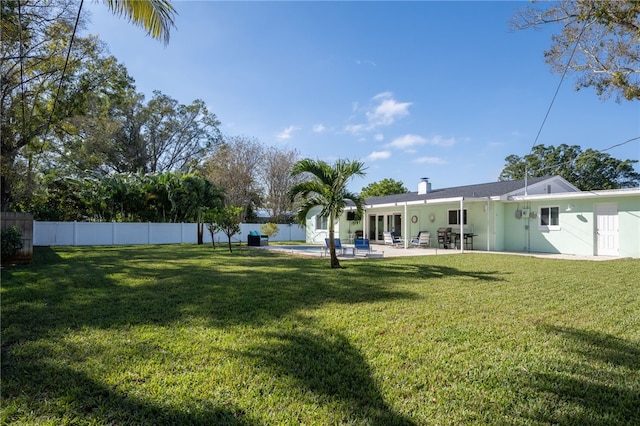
{"left": 566, "top": 204, "right": 575, "bottom": 212}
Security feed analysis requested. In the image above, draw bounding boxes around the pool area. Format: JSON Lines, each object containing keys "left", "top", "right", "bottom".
{"left": 262, "top": 244, "right": 387, "bottom": 258}
{"left": 263, "top": 245, "right": 325, "bottom": 256}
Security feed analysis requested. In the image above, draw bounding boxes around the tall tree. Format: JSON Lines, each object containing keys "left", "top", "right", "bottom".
{"left": 201, "top": 136, "right": 263, "bottom": 221}
{"left": 360, "top": 178, "right": 408, "bottom": 198}
{"left": 512, "top": 0, "right": 640, "bottom": 101}
{"left": 0, "top": 0, "right": 176, "bottom": 211}
{"left": 499, "top": 144, "right": 640, "bottom": 190}
{"left": 260, "top": 146, "right": 301, "bottom": 222}
{"left": 1, "top": 0, "right": 107, "bottom": 210}
{"left": 289, "top": 159, "right": 366, "bottom": 269}
{"left": 102, "top": 91, "right": 222, "bottom": 174}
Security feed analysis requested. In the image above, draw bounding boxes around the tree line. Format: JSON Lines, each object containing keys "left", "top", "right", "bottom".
{"left": 1, "top": 1, "right": 302, "bottom": 223}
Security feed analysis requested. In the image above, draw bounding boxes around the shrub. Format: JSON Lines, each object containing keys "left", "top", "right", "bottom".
{"left": 1, "top": 226, "right": 23, "bottom": 258}
{"left": 260, "top": 222, "right": 279, "bottom": 238}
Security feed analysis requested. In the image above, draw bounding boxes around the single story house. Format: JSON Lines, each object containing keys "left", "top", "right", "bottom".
{"left": 303, "top": 176, "right": 640, "bottom": 258}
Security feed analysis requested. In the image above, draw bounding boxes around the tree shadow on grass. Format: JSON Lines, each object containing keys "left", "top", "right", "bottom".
{"left": 1, "top": 247, "right": 425, "bottom": 341}
{"left": 239, "top": 327, "right": 415, "bottom": 425}
{"left": 517, "top": 325, "right": 640, "bottom": 425}
{"left": 1, "top": 245, "right": 505, "bottom": 424}
{"left": 1, "top": 353, "right": 255, "bottom": 425}
{"left": 346, "top": 258, "right": 507, "bottom": 283}
{"left": 1, "top": 246, "right": 419, "bottom": 423}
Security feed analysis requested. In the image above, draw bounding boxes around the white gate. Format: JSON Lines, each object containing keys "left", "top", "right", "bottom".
{"left": 595, "top": 203, "right": 618, "bottom": 256}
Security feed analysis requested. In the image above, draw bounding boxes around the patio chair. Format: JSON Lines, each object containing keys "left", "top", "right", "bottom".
{"left": 354, "top": 238, "right": 372, "bottom": 256}
{"left": 410, "top": 231, "right": 431, "bottom": 248}
{"left": 383, "top": 231, "right": 402, "bottom": 247}
{"left": 324, "top": 238, "right": 348, "bottom": 256}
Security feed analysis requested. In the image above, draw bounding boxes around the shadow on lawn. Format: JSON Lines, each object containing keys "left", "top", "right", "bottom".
{"left": 0, "top": 246, "right": 411, "bottom": 423}
{"left": 348, "top": 258, "right": 506, "bottom": 283}
{"left": 1, "top": 245, "right": 502, "bottom": 424}
{"left": 1, "top": 355, "right": 254, "bottom": 425}
{"left": 2, "top": 245, "right": 501, "bottom": 338}
{"left": 240, "top": 327, "right": 414, "bottom": 425}
{"left": 519, "top": 325, "right": 640, "bottom": 425}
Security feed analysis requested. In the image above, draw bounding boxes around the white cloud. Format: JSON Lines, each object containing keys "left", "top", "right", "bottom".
{"left": 366, "top": 150, "right": 391, "bottom": 161}
{"left": 387, "top": 134, "right": 427, "bottom": 149}
{"left": 276, "top": 125, "right": 300, "bottom": 141}
{"left": 374, "top": 133, "right": 384, "bottom": 141}
{"left": 312, "top": 124, "right": 326, "bottom": 133}
{"left": 345, "top": 123, "right": 366, "bottom": 134}
{"left": 414, "top": 156, "right": 447, "bottom": 164}
{"left": 427, "top": 135, "right": 456, "bottom": 146}
{"left": 366, "top": 93, "right": 411, "bottom": 127}
{"left": 345, "top": 92, "right": 412, "bottom": 135}
{"left": 356, "top": 59, "right": 377, "bottom": 67}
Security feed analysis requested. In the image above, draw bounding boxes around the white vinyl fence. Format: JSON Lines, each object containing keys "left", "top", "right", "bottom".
{"left": 33, "top": 222, "right": 305, "bottom": 246}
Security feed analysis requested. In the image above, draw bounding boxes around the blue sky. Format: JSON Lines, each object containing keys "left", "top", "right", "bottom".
{"left": 84, "top": 1, "right": 639, "bottom": 193}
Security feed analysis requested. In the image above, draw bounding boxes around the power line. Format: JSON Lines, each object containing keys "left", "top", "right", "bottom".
{"left": 530, "top": 15, "right": 591, "bottom": 150}
{"left": 42, "top": 0, "right": 84, "bottom": 142}
{"left": 601, "top": 136, "right": 640, "bottom": 153}
{"left": 525, "top": 135, "right": 640, "bottom": 177}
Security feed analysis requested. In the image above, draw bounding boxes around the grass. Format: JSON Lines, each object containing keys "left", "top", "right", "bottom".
{"left": 2, "top": 245, "right": 639, "bottom": 425}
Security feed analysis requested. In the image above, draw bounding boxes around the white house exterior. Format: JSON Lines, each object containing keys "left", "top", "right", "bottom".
{"left": 303, "top": 176, "right": 640, "bottom": 258}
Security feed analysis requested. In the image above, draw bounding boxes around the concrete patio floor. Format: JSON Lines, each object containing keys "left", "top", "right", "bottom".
{"left": 263, "top": 243, "right": 620, "bottom": 261}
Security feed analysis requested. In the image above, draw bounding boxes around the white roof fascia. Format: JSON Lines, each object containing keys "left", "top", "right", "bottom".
{"left": 366, "top": 197, "right": 490, "bottom": 209}
{"left": 508, "top": 187, "right": 640, "bottom": 202}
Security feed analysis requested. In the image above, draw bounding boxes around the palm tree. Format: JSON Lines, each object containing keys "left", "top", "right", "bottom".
{"left": 289, "top": 159, "right": 366, "bottom": 269}
{"left": 101, "top": 0, "right": 177, "bottom": 45}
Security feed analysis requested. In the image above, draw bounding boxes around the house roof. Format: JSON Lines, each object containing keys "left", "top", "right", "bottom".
{"left": 362, "top": 176, "right": 553, "bottom": 206}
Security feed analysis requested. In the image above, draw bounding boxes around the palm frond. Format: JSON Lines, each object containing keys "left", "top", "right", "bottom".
{"left": 103, "top": 0, "right": 176, "bottom": 45}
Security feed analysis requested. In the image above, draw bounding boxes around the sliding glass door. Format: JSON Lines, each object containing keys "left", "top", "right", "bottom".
{"left": 367, "top": 213, "right": 403, "bottom": 242}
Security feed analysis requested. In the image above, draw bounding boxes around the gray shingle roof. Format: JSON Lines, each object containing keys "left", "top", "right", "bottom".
{"left": 363, "top": 176, "right": 551, "bottom": 205}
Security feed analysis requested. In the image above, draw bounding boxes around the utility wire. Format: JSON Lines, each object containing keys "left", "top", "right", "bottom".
{"left": 601, "top": 136, "right": 640, "bottom": 152}
{"left": 530, "top": 16, "right": 591, "bottom": 150}
{"left": 526, "top": 135, "right": 640, "bottom": 177}
{"left": 17, "top": 0, "right": 27, "bottom": 136}
{"left": 42, "top": 0, "right": 84, "bottom": 143}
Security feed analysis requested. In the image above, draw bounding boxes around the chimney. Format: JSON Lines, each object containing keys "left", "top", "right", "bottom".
{"left": 418, "top": 177, "right": 431, "bottom": 195}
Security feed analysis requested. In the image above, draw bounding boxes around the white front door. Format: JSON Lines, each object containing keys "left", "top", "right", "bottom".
{"left": 595, "top": 203, "right": 618, "bottom": 256}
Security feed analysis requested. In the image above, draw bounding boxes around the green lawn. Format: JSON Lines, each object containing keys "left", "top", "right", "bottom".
{"left": 2, "top": 245, "right": 639, "bottom": 425}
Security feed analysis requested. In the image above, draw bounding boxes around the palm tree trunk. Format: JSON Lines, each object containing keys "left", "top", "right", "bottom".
{"left": 329, "top": 216, "right": 341, "bottom": 268}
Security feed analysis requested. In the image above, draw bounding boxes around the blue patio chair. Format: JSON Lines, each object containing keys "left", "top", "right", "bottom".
{"left": 354, "top": 238, "right": 371, "bottom": 256}
{"left": 324, "top": 238, "right": 348, "bottom": 256}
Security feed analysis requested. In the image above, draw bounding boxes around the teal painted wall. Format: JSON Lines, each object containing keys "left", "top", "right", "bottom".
{"left": 617, "top": 197, "right": 640, "bottom": 258}
{"left": 502, "top": 196, "right": 640, "bottom": 257}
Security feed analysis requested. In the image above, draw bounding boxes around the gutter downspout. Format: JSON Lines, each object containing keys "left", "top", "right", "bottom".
{"left": 404, "top": 202, "right": 408, "bottom": 249}
{"left": 460, "top": 198, "right": 464, "bottom": 253}
{"left": 486, "top": 198, "right": 491, "bottom": 251}
{"left": 363, "top": 206, "right": 367, "bottom": 242}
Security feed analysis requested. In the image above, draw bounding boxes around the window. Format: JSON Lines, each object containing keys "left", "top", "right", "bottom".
{"left": 539, "top": 206, "right": 559, "bottom": 229}
{"left": 447, "top": 209, "right": 467, "bottom": 225}
{"left": 315, "top": 215, "right": 328, "bottom": 230}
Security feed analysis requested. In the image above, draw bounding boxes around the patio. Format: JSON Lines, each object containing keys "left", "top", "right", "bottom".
{"left": 262, "top": 243, "right": 618, "bottom": 261}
